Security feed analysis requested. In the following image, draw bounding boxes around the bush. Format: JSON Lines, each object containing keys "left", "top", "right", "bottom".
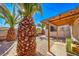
{"left": 66, "top": 37, "right": 72, "bottom": 52}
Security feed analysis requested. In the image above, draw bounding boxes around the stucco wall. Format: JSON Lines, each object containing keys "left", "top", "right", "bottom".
{"left": 0, "top": 28, "right": 17, "bottom": 40}
{"left": 72, "top": 18, "right": 79, "bottom": 40}
{"left": 45, "top": 25, "right": 71, "bottom": 38}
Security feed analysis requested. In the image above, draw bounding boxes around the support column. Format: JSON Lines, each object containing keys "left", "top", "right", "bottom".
{"left": 47, "top": 22, "right": 55, "bottom": 56}
{"left": 48, "top": 23, "right": 50, "bottom": 51}
{"left": 57, "top": 26, "right": 59, "bottom": 41}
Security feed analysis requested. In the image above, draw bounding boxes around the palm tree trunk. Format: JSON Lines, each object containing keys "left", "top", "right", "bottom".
{"left": 42, "top": 29, "right": 45, "bottom": 35}
{"left": 6, "top": 28, "right": 16, "bottom": 41}
{"left": 17, "top": 16, "right": 36, "bottom": 56}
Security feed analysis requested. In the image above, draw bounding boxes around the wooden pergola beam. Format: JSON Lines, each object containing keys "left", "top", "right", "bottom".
{"left": 49, "top": 8, "right": 79, "bottom": 22}
{"left": 49, "top": 15, "right": 79, "bottom": 26}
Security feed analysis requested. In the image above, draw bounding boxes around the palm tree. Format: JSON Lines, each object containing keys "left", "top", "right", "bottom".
{"left": 16, "top": 3, "right": 42, "bottom": 56}
{"left": 0, "top": 4, "right": 22, "bottom": 41}
{"left": 39, "top": 23, "right": 45, "bottom": 35}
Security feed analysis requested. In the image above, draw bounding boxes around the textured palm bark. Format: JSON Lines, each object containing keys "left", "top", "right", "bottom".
{"left": 6, "top": 28, "right": 16, "bottom": 41}
{"left": 17, "top": 16, "right": 36, "bottom": 56}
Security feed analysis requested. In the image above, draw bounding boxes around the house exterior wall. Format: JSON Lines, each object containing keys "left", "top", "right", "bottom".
{"left": 45, "top": 23, "right": 71, "bottom": 38}
{"left": 0, "top": 27, "right": 17, "bottom": 40}
{"left": 72, "top": 18, "right": 79, "bottom": 40}
{"left": 0, "top": 27, "right": 8, "bottom": 40}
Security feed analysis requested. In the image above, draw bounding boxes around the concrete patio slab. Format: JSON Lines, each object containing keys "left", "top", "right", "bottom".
{"left": 0, "top": 41, "right": 14, "bottom": 56}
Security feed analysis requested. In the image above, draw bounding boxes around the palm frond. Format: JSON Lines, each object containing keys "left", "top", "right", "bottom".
{"left": 17, "top": 3, "right": 42, "bottom": 17}
{"left": 40, "top": 23, "right": 45, "bottom": 29}
{"left": 30, "top": 3, "right": 42, "bottom": 16}
{"left": 0, "top": 14, "right": 5, "bottom": 19}
{"left": 0, "top": 4, "right": 22, "bottom": 28}
{"left": 0, "top": 4, "right": 14, "bottom": 23}
{"left": 38, "top": 4, "right": 42, "bottom": 15}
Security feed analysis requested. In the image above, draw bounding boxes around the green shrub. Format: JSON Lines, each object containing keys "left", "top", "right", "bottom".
{"left": 66, "top": 37, "right": 72, "bottom": 52}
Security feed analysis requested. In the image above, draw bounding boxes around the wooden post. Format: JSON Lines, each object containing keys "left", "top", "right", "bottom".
{"left": 48, "top": 22, "right": 55, "bottom": 56}
{"left": 63, "top": 25, "right": 68, "bottom": 43}
{"left": 63, "top": 26, "right": 66, "bottom": 42}
{"left": 57, "top": 26, "right": 59, "bottom": 41}
{"left": 48, "top": 23, "right": 50, "bottom": 51}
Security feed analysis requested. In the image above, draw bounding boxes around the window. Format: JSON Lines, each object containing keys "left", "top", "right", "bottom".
{"left": 50, "top": 26, "right": 57, "bottom": 31}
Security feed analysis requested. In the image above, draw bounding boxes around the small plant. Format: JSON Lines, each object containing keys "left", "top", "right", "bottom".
{"left": 66, "top": 37, "right": 72, "bottom": 52}
{"left": 36, "top": 28, "right": 39, "bottom": 36}
{"left": 36, "top": 28, "right": 39, "bottom": 33}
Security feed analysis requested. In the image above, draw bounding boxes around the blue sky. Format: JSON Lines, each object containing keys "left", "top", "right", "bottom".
{"left": 0, "top": 3, "right": 79, "bottom": 27}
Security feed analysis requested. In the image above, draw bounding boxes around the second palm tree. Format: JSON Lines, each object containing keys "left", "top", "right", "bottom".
{"left": 0, "top": 4, "right": 22, "bottom": 41}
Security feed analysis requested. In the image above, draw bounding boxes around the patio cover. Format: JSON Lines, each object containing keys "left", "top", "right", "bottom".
{"left": 48, "top": 7, "right": 79, "bottom": 26}
{"left": 47, "top": 7, "right": 79, "bottom": 55}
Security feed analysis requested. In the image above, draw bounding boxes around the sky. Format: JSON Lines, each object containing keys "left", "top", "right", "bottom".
{"left": 0, "top": 3, "right": 79, "bottom": 27}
